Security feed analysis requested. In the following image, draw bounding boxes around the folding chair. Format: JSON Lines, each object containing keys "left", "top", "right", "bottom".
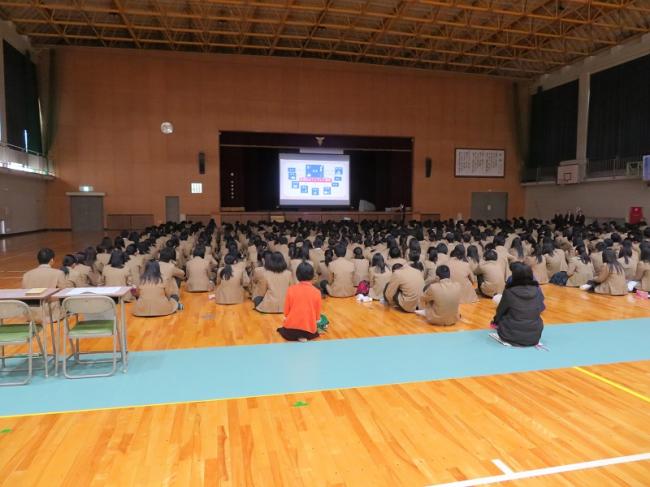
{"left": 0, "top": 300, "right": 46, "bottom": 386}
{"left": 62, "top": 296, "right": 118, "bottom": 379}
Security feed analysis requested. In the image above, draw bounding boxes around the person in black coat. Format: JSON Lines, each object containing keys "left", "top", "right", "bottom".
{"left": 493, "top": 262, "right": 545, "bottom": 347}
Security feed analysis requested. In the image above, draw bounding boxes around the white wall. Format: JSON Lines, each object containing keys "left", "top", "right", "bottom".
{"left": 525, "top": 179, "right": 649, "bottom": 221}
{"left": 0, "top": 171, "right": 48, "bottom": 233}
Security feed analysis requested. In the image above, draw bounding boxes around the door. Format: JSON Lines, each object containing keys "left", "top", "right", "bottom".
{"left": 165, "top": 196, "right": 180, "bottom": 223}
{"left": 470, "top": 192, "right": 508, "bottom": 220}
{"left": 70, "top": 196, "right": 104, "bottom": 232}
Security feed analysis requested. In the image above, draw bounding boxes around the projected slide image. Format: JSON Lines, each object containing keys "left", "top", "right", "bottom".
{"left": 279, "top": 153, "right": 350, "bottom": 206}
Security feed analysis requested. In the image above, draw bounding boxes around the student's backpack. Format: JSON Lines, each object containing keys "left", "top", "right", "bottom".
{"left": 356, "top": 280, "right": 370, "bottom": 295}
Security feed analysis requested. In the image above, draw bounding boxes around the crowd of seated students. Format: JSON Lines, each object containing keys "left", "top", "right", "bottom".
{"left": 19, "top": 216, "right": 650, "bottom": 346}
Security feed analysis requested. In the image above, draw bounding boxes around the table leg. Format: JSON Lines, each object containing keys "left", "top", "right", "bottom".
{"left": 120, "top": 297, "right": 128, "bottom": 373}
{"left": 46, "top": 299, "right": 57, "bottom": 377}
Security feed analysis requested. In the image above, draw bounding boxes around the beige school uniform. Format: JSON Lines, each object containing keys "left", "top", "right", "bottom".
{"left": 352, "top": 259, "right": 370, "bottom": 286}
{"left": 447, "top": 257, "right": 478, "bottom": 304}
{"left": 421, "top": 278, "right": 461, "bottom": 326}
{"left": 476, "top": 261, "right": 505, "bottom": 298}
{"left": 185, "top": 256, "right": 215, "bottom": 292}
{"left": 64, "top": 266, "right": 90, "bottom": 288}
{"left": 326, "top": 258, "right": 356, "bottom": 297}
{"left": 22, "top": 264, "right": 72, "bottom": 322}
{"left": 591, "top": 251, "right": 604, "bottom": 275}
{"left": 494, "top": 246, "right": 512, "bottom": 280}
{"left": 132, "top": 281, "right": 178, "bottom": 317}
{"left": 76, "top": 263, "right": 101, "bottom": 286}
{"left": 383, "top": 265, "right": 425, "bottom": 312}
{"left": 526, "top": 256, "right": 549, "bottom": 285}
{"left": 317, "top": 262, "right": 331, "bottom": 283}
{"left": 423, "top": 261, "right": 438, "bottom": 283}
{"left": 368, "top": 266, "right": 392, "bottom": 300}
{"left": 593, "top": 266, "right": 628, "bottom": 296}
{"left": 618, "top": 256, "right": 638, "bottom": 281}
{"left": 101, "top": 266, "right": 134, "bottom": 302}
{"left": 309, "top": 248, "right": 325, "bottom": 270}
{"left": 125, "top": 257, "right": 143, "bottom": 287}
{"left": 634, "top": 261, "right": 650, "bottom": 291}
{"left": 566, "top": 258, "right": 595, "bottom": 287}
{"left": 255, "top": 269, "right": 293, "bottom": 313}
{"left": 214, "top": 266, "right": 250, "bottom": 304}
{"left": 546, "top": 249, "right": 568, "bottom": 276}
{"left": 95, "top": 253, "right": 110, "bottom": 273}
{"left": 159, "top": 261, "right": 185, "bottom": 296}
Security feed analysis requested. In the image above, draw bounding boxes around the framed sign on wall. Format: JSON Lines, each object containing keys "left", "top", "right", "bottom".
{"left": 455, "top": 148, "right": 505, "bottom": 178}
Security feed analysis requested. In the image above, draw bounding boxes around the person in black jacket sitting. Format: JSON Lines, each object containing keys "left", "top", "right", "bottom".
{"left": 493, "top": 262, "right": 545, "bottom": 347}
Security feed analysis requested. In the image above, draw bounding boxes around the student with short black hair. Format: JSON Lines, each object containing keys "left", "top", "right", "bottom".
{"left": 22, "top": 247, "right": 72, "bottom": 322}
{"left": 158, "top": 246, "right": 186, "bottom": 306}
{"left": 185, "top": 245, "right": 215, "bottom": 292}
{"left": 352, "top": 246, "right": 370, "bottom": 286}
{"left": 417, "top": 265, "right": 461, "bottom": 326}
{"left": 383, "top": 259, "right": 425, "bottom": 312}
{"left": 566, "top": 245, "right": 594, "bottom": 287}
{"left": 475, "top": 249, "right": 505, "bottom": 298}
{"left": 102, "top": 249, "right": 134, "bottom": 301}
{"left": 322, "top": 244, "right": 356, "bottom": 297}
{"left": 276, "top": 262, "right": 322, "bottom": 341}
{"left": 253, "top": 252, "right": 293, "bottom": 313}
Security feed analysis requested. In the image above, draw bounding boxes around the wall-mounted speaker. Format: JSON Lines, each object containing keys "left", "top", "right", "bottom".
{"left": 425, "top": 157, "right": 432, "bottom": 178}
{"left": 198, "top": 152, "right": 205, "bottom": 174}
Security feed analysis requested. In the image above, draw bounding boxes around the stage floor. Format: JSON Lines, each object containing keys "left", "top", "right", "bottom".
{"left": 0, "top": 232, "right": 648, "bottom": 486}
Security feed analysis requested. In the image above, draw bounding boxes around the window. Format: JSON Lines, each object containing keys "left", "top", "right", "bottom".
{"left": 190, "top": 182, "right": 203, "bottom": 194}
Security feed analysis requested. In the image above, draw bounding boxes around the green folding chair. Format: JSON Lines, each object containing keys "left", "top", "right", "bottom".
{"left": 0, "top": 300, "right": 46, "bottom": 386}
{"left": 62, "top": 296, "right": 118, "bottom": 379}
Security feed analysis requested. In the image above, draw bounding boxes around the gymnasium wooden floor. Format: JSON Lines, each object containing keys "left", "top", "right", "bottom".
{"left": 0, "top": 232, "right": 649, "bottom": 486}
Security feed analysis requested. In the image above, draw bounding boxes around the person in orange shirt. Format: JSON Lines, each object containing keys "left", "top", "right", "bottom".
{"left": 277, "top": 262, "right": 322, "bottom": 342}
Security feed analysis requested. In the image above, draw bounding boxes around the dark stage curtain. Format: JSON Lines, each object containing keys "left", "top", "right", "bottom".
{"left": 3, "top": 40, "right": 43, "bottom": 154}
{"left": 587, "top": 53, "right": 650, "bottom": 160}
{"left": 528, "top": 80, "right": 578, "bottom": 168}
{"left": 220, "top": 147, "right": 412, "bottom": 211}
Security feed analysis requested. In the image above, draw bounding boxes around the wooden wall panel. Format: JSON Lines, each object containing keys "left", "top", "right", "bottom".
{"left": 47, "top": 47, "right": 525, "bottom": 228}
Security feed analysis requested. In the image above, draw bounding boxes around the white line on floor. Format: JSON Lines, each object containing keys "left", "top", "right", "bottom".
{"left": 428, "top": 452, "right": 650, "bottom": 487}
{"left": 491, "top": 459, "right": 513, "bottom": 475}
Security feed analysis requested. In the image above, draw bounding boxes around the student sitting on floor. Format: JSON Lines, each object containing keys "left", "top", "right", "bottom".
{"left": 492, "top": 262, "right": 545, "bottom": 347}
{"left": 368, "top": 253, "right": 392, "bottom": 301}
{"left": 277, "top": 262, "right": 322, "bottom": 342}
{"left": 525, "top": 244, "right": 549, "bottom": 285}
{"left": 633, "top": 244, "right": 650, "bottom": 292}
{"left": 322, "top": 244, "right": 356, "bottom": 297}
{"left": 383, "top": 262, "right": 425, "bottom": 313}
{"left": 101, "top": 249, "right": 134, "bottom": 301}
{"left": 60, "top": 254, "right": 90, "bottom": 287}
{"left": 253, "top": 252, "right": 293, "bottom": 313}
{"left": 582, "top": 249, "right": 627, "bottom": 295}
{"left": 213, "top": 254, "right": 250, "bottom": 305}
{"left": 423, "top": 247, "right": 438, "bottom": 283}
{"left": 416, "top": 265, "right": 461, "bottom": 326}
{"left": 22, "top": 248, "right": 73, "bottom": 323}
{"left": 158, "top": 247, "right": 185, "bottom": 306}
{"left": 132, "top": 261, "right": 179, "bottom": 317}
{"left": 475, "top": 249, "right": 505, "bottom": 298}
{"left": 352, "top": 246, "right": 370, "bottom": 286}
{"left": 447, "top": 245, "right": 478, "bottom": 304}
{"left": 566, "top": 245, "right": 594, "bottom": 287}
{"left": 185, "top": 245, "right": 215, "bottom": 292}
